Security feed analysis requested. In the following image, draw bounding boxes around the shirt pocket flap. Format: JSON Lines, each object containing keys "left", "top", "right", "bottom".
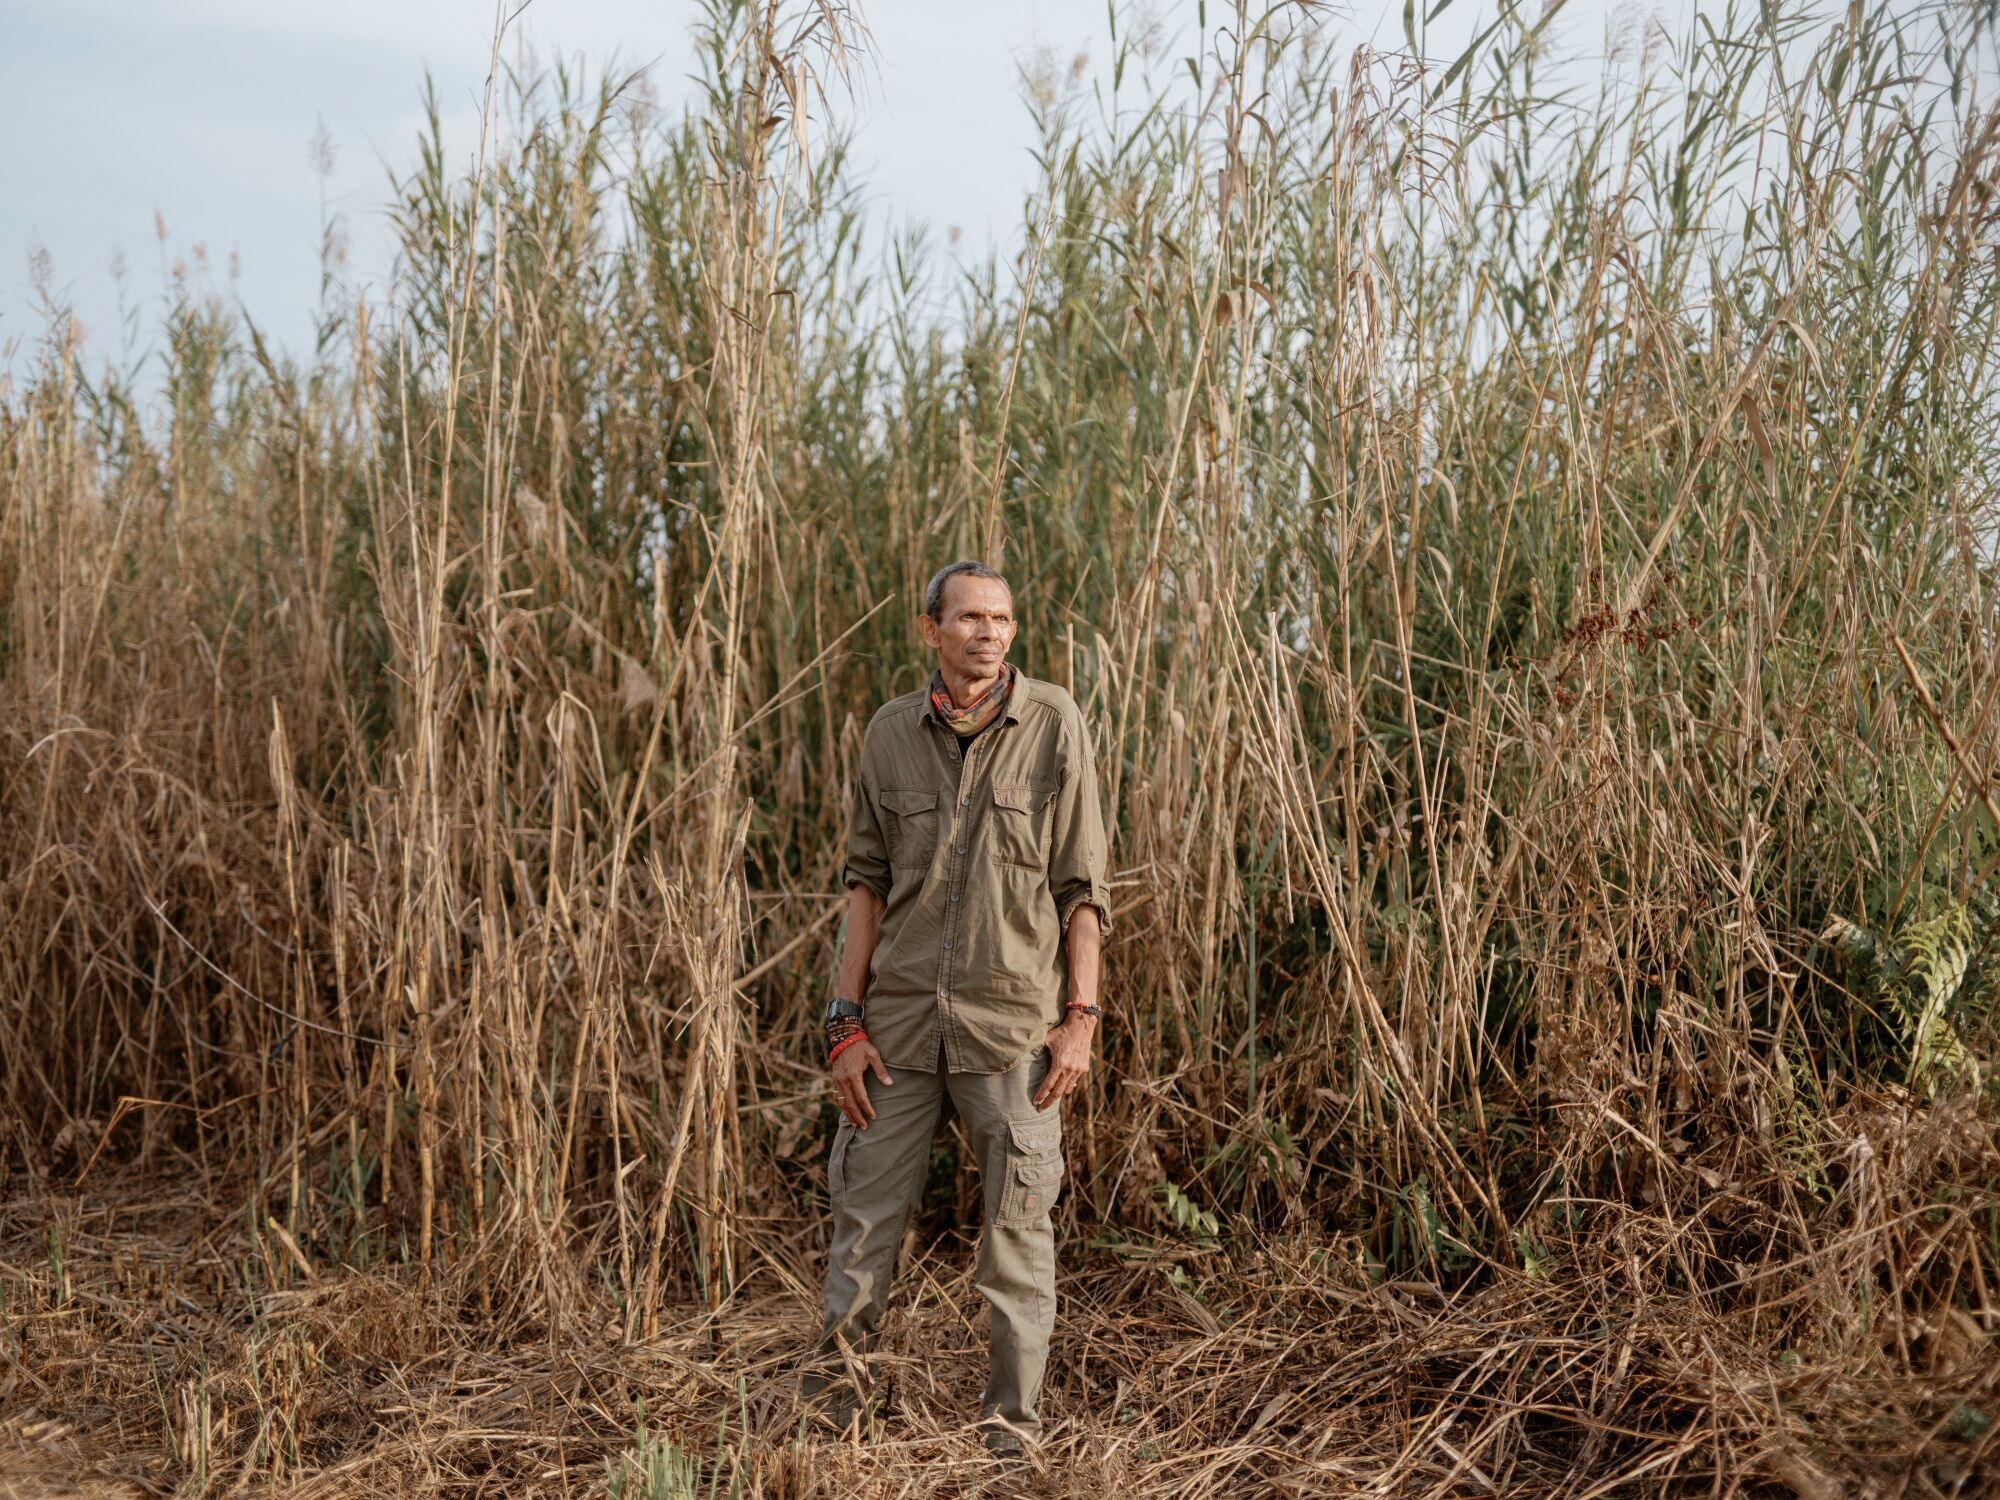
{"left": 883, "top": 788, "right": 938, "bottom": 815}
{"left": 993, "top": 784, "right": 1051, "bottom": 812}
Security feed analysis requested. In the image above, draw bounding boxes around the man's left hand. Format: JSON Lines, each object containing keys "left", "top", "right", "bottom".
{"left": 1033, "top": 1013, "right": 1096, "bottom": 1110}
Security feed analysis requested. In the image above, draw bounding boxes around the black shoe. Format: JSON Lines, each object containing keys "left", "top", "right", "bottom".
{"left": 980, "top": 1426, "right": 1026, "bottom": 1459}
{"left": 814, "top": 1394, "right": 865, "bottom": 1437}
{"left": 798, "top": 1371, "right": 870, "bottom": 1439}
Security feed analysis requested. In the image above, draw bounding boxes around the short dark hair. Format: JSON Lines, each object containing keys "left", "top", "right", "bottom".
{"left": 924, "top": 560, "right": 1010, "bottom": 621}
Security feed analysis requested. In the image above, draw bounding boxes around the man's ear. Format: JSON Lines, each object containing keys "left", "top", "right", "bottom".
{"left": 916, "top": 612, "right": 939, "bottom": 648}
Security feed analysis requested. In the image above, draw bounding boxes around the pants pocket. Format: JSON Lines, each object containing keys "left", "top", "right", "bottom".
{"left": 994, "top": 1110, "right": 1063, "bottom": 1225}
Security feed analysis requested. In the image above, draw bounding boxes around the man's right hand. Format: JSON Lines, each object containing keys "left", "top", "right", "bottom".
{"left": 832, "top": 1039, "right": 893, "bottom": 1128}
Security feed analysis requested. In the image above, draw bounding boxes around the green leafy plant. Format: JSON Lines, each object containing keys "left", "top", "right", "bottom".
{"left": 606, "top": 1405, "right": 700, "bottom": 1500}
{"left": 1822, "top": 901, "right": 1988, "bottom": 1096}
{"left": 1156, "top": 1181, "right": 1220, "bottom": 1241}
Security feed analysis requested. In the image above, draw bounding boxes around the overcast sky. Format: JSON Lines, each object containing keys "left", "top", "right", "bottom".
{"left": 5, "top": 0, "right": 1707, "bottom": 373}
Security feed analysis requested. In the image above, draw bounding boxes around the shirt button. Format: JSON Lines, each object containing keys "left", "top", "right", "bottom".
{"left": 943, "top": 939, "right": 953, "bottom": 950}
{"left": 948, "top": 893, "right": 959, "bottom": 903}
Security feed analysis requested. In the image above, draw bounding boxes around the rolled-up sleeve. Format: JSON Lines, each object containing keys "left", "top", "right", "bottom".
{"left": 1049, "top": 706, "right": 1113, "bottom": 936}
{"left": 840, "top": 764, "right": 890, "bottom": 903}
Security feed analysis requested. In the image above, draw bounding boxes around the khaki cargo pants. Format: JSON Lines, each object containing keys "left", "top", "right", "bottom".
{"left": 808, "top": 1043, "right": 1062, "bottom": 1442}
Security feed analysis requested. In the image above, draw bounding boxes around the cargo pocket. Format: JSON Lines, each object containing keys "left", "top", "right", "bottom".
{"left": 990, "top": 783, "right": 1055, "bottom": 869}
{"left": 994, "top": 1110, "right": 1064, "bottom": 1225}
{"left": 882, "top": 787, "right": 939, "bottom": 866}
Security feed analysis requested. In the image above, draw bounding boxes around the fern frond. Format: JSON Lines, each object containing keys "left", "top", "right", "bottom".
{"left": 1892, "top": 904, "right": 1977, "bottom": 1094}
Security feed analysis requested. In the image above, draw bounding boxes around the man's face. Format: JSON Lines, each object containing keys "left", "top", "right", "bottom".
{"left": 919, "top": 574, "right": 1016, "bottom": 679}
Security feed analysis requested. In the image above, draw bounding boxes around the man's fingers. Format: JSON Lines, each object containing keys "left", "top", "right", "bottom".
{"left": 1032, "top": 1049, "right": 1091, "bottom": 1110}
{"left": 835, "top": 1076, "right": 869, "bottom": 1128}
{"left": 869, "top": 1053, "right": 893, "bottom": 1087}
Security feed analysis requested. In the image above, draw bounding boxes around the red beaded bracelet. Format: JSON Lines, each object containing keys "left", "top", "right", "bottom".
{"left": 827, "top": 1030, "right": 869, "bottom": 1066}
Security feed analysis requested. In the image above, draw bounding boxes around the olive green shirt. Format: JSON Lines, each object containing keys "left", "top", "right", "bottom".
{"left": 841, "top": 669, "right": 1114, "bottom": 1073}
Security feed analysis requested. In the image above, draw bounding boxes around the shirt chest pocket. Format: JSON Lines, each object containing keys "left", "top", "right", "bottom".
{"left": 989, "top": 783, "right": 1056, "bottom": 870}
{"left": 882, "top": 787, "right": 939, "bottom": 866}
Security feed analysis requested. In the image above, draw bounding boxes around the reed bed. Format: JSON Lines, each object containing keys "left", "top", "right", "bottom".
{"left": 3, "top": 0, "right": 1999, "bottom": 1492}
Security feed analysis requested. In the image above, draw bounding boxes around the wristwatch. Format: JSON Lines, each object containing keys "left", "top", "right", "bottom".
{"left": 824, "top": 996, "right": 865, "bottom": 1022}
{"left": 1066, "top": 1003, "right": 1104, "bottom": 1020}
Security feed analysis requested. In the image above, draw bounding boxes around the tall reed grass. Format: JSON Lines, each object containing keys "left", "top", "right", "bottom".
{"left": 3, "top": 0, "right": 1999, "bottom": 1488}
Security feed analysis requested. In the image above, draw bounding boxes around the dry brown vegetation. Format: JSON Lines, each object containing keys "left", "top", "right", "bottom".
{"left": 4, "top": 0, "right": 2000, "bottom": 1493}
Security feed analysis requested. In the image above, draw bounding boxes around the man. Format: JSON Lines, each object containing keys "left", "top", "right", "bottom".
{"left": 801, "top": 559, "right": 1113, "bottom": 1458}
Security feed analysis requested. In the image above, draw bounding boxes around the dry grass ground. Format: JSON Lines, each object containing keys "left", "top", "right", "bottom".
{"left": 3, "top": 1145, "right": 1995, "bottom": 1498}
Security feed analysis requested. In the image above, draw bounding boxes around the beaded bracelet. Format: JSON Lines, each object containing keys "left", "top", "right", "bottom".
{"left": 827, "top": 1029, "right": 869, "bottom": 1066}
{"left": 825, "top": 1006, "right": 867, "bottom": 1061}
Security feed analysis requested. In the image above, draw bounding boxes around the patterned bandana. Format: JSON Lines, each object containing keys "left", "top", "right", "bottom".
{"left": 929, "top": 661, "right": 1016, "bottom": 737}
